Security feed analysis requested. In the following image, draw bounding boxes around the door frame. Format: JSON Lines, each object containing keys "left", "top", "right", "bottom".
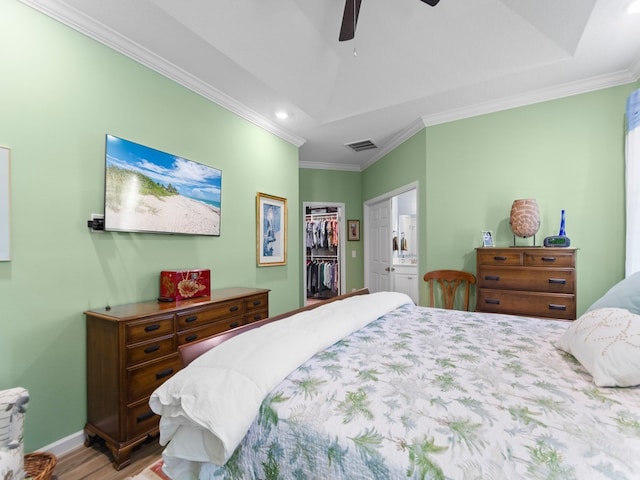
{"left": 364, "top": 181, "right": 419, "bottom": 294}
{"left": 302, "top": 201, "right": 346, "bottom": 306}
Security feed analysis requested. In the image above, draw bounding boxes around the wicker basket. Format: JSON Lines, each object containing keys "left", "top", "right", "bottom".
{"left": 24, "top": 452, "right": 57, "bottom": 480}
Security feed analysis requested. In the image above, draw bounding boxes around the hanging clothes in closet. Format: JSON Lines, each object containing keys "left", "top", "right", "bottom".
{"left": 305, "top": 210, "right": 341, "bottom": 300}
{"left": 306, "top": 259, "right": 339, "bottom": 298}
{"left": 305, "top": 218, "right": 339, "bottom": 250}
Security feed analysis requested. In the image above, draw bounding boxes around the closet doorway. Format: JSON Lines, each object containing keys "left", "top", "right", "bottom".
{"left": 364, "top": 183, "right": 419, "bottom": 304}
{"left": 303, "top": 202, "right": 346, "bottom": 306}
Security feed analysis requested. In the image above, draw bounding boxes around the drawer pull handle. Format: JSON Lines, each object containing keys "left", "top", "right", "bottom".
{"left": 253, "top": 314, "right": 262, "bottom": 320}
{"left": 144, "top": 345, "right": 160, "bottom": 354}
{"left": 185, "top": 315, "right": 198, "bottom": 323}
{"left": 541, "top": 256, "right": 557, "bottom": 262}
{"left": 136, "top": 411, "right": 155, "bottom": 423}
{"left": 484, "top": 275, "right": 500, "bottom": 281}
{"left": 548, "top": 278, "right": 567, "bottom": 285}
{"left": 493, "top": 256, "right": 507, "bottom": 261}
{"left": 229, "top": 322, "right": 240, "bottom": 328}
{"left": 252, "top": 300, "right": 262, "bottom": 306}
{"left": 229, "top": 306, "right": 240, "bottom": 313}
{"left": 549, "top": 304, "right": 567, "bottom": 311}
{"left": 185, "top": 334, "right": 198, "bottom": 342}
{"left": 485, "top": 299, "right": 500, "bottom": 305}
{"left": 156, "top": 368, "right": 174, "bottom": 380}
{"left": 144, "top": 324, "right": 160, "bottom": 332}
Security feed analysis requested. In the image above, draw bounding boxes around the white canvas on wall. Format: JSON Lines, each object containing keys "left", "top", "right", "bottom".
{"left": 0, "top": 146, "right": 10, "bottom": 261}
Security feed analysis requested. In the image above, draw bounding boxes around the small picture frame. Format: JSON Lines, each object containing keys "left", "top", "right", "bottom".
{"left": 257, "top": 192, "right": 287, "bottom": 266}
{"left": 482, "top": 230, "right": 494, "bottom": 247}
{"left": 347, "top": 219, "right": 360, "bottom": 241}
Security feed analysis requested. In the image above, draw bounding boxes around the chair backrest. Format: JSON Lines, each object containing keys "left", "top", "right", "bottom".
{"left": 423, "top": 269, "right": 476, "bottom": 310}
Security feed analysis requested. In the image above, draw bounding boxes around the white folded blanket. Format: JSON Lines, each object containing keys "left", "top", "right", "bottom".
{"left": 149, "top": 291, "right": 412, "bottom": 469}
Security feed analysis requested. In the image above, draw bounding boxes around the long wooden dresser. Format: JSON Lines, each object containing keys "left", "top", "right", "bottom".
{"left": 476, "top": 247, "right": 576, "bottom": 320}
{"left": 84, "top": 286, "right": 269, "bottom": 469}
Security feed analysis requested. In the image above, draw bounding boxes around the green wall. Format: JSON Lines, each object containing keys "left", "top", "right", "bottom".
{"left": 299, "top": 169, "right": 364, "bottom": 295}
{"left": 362, "top": 130, "right": 428, "bottom": 303}
{"left": 356, "top": 85, "right": 635, "bottom": 314}
{"left": 362, "top": 130, "right": 427, "bottom": 202}
{"left": 424, "top": 85, "right": 633, "bottom": 314}
{"left": 0, "top": 0, "right": 300, "bottom": 451}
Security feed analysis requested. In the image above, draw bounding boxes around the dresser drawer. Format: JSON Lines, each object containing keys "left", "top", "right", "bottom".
{"left": 176, "top": 300, "right": 244, "bottom": 330}
{"left": 525, "top": 251, "right": 575, "bottom": 267}
{"left": 126, "top": 335, "right": 175, "bottom": 366}
{"left": 245, "top": 309, "right": 269, "bottom": 324}
{"left": 477, "top": 267, "right": 575, "bottom": 293}
{"left": 126, "top": 315, "right": 174, "bottom": 345}
{"left": 477, "top": 288, "right": 576, "bottom": 320}
{"left": 127, "top": 398, "right": 159, "bottom": 439}
{"left": 126, "top": 354, "right": 181, "bottom": 403}
{"left": 177, "top": 316, "right": 244, "bottom": 345}
{"left": 245, "top": 293, "right": 269, "bottom": 312}
{"left": 476, "top": 250, "right": 522, "bottom": 266}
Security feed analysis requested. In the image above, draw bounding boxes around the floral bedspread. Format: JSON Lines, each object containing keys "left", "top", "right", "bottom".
{"left": 199, "top": 304, "right": 640, "bottom": 479}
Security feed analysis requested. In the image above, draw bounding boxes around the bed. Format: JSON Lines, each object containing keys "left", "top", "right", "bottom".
{"left": 150, "top": 284, "right": 640, "bottom": 480}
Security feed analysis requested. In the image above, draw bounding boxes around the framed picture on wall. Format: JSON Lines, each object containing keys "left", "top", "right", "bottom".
{"left": 348, "top": 219, "right": 360, "bottom": 241}
{"left": 257, "top": 192, "right": 287, "bottom": 266}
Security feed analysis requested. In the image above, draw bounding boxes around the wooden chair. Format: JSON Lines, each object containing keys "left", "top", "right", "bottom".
{"left": 423, "top": 269, "right": 476, "bottom": 311}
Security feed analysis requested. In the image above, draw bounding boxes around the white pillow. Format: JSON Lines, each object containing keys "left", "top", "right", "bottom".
{"left": 557, "top": 307, "right": 640, "bottom": 387}
{"left": 586, "top": 271, "right": 640, "bottom": 314}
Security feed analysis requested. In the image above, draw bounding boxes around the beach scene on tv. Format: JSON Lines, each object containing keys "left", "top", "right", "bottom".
{"left": 104, "top": 135, "right": 221, "bottom": 235}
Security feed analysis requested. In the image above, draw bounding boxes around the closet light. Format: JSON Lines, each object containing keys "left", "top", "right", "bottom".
{"left": 275, "top": 110, "right": 289, "bottom": 120}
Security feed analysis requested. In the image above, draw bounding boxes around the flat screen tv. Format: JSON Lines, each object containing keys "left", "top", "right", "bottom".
{"left": 104, "top": 134, "right": 222, "bottom": 236}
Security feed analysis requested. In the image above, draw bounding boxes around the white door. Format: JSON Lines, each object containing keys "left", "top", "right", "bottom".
{"left": 365, "top": 183, "right": 419, "bottom": 298}
{"left": 368, "top": 199, "right": 392, "bottom": 293}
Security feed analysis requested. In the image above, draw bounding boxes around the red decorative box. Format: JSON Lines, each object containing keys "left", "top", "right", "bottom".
{"left": 160, "top": 269, "right": 210, "bottom": 301}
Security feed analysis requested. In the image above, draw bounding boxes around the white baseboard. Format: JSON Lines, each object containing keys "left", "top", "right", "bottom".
{"left": 38, "top": 430, "right": 85, "bottom": 458}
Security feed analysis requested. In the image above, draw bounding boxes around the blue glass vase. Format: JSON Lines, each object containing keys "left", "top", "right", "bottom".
{"left": 558, "top": 210, "right": 566, "bottom": 236}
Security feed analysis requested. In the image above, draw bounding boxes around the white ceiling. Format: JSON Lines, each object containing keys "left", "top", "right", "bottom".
{"left": 19, "top": 0, "right": 640, "bottom": 171}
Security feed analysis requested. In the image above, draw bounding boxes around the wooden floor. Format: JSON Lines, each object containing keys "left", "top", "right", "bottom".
{"left": 51, "top": 437, "right": 163, "bottom": 480}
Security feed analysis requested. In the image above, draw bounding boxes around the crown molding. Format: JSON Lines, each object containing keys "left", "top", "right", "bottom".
{"left": 359, "top": 118, "right": 428, "bottom": 171}
{"left": 359, "top": 70, "right": 636, "bottom": 171}
{"left": 420, "top": 70, "right": 637, "bottom": 128}
{"left": 630, "top": 54, "right": 640, "bottom": 82}
{"left": 18, "top": 0, "right": 639, "bottom": 171}
{"left": 18, "top": 0, "right": 306, "bottom": 148}
{"left": 299, "top": 116, "right": 427, "bottom": 172}
{"left": 298, "top": 161, "right": 362, "bottom": 172}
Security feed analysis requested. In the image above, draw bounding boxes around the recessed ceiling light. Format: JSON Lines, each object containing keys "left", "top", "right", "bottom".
{"left": 628, "top": 0, "right": 640, "bottom": 14}
{"left": 275, "top": 111, "right": 289, "bottom": 120}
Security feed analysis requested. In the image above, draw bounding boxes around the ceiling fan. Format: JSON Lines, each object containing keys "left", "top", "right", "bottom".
{"left": 339, "top": 0, "right": 440, "bottom": 42}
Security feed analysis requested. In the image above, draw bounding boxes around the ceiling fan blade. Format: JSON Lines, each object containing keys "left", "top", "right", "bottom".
{"left": 421, "top": 0, "right": 441, "bottom": 5}
{"left": 339, "top": 0, "right": 362, "bottom": 42}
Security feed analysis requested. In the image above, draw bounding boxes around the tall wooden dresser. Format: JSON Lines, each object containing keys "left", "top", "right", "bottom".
{"left": 84, "top": 287, "right": 269, "bottom": 469}
{"left": 476, "top": 247, "right": 576, "bottom": 320}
